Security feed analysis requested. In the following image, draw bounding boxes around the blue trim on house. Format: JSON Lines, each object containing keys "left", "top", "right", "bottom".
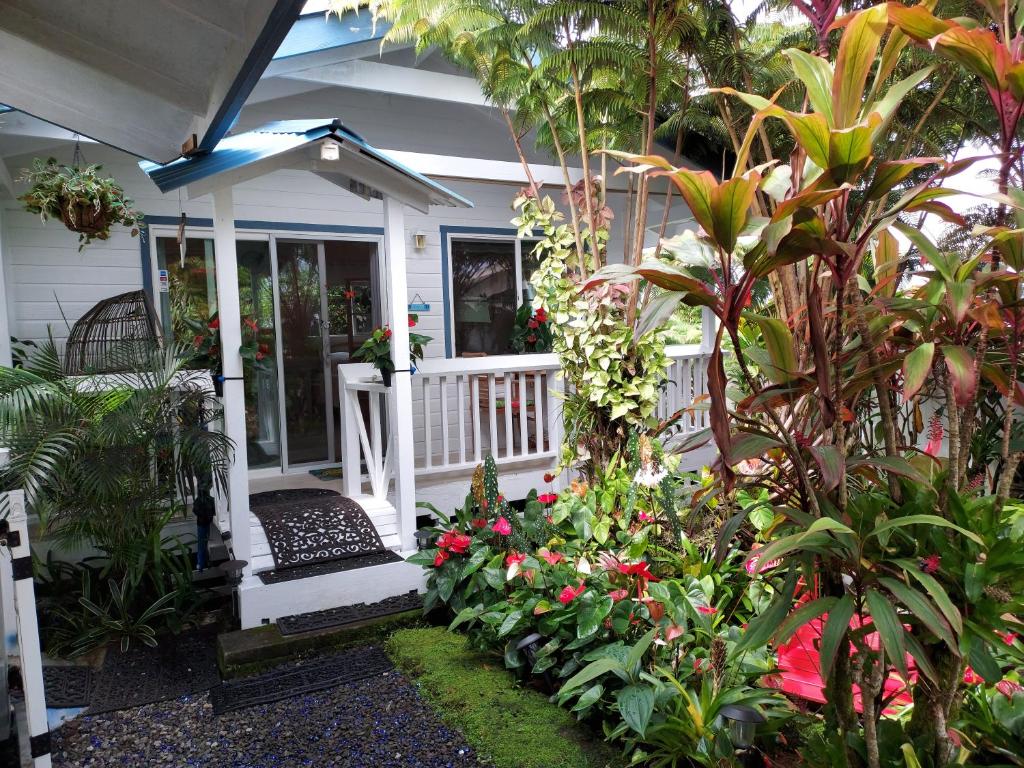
{"left": 273, "top": 9, "right": 389, "bottom": 60}
{"left": 198, "top": 0, "right": 307, "bottom": 154}
{"left": 138, "top": 216, "right": 385, "bottom": 303}
{"left": 439, "top": 225, "right": 518, "bottom": 358}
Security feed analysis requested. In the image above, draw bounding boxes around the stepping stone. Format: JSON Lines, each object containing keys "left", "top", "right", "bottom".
{"left": 209, "top": 645, "right": 394, "bottom": 715}
{"left": 277, "top": 590, "right": 423, "bottom": 636}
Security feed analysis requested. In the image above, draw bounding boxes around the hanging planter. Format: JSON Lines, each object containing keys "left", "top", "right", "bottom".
{"left": 18, "top": 157, "right": 143, "bottom": 250}
{"left": 353, "top": 314, "right": 431, "bottom": 387}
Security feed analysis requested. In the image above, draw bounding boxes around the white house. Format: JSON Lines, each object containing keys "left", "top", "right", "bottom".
{"left": 0, "top": 5, "right": 714, "bottom": 632}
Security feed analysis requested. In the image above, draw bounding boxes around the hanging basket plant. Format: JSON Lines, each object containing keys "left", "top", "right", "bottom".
{"left": 18, "top": 157, "right": 143, "bottom": 250}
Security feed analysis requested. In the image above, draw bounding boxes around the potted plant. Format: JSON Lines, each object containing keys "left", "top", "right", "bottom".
{"left": 18, "top": 157, "right": 143, "bottom": 250}
{"left": 509, "top": 303, "right": 552, "bottom": 353}
{"left": 182, "top": 312, "right": 273, "bottom": 395}
{"left": 354, "top": 314, "right": 431, "bottom": 386}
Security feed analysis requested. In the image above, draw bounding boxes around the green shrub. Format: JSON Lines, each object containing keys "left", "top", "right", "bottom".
{"left": 387, "top": 627, "right": 624, "bottom": 768}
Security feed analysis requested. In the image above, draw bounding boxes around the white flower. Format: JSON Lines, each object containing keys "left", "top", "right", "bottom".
{"left": 634, "top": 465, "right": 667, "bottom": 488}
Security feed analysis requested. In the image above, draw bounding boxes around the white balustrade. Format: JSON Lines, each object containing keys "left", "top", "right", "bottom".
{"left": 658, "top": 344, "right": 712, "bottom": 432}
{"left": 338, "top": 365, "right": 393, "bottom": 501}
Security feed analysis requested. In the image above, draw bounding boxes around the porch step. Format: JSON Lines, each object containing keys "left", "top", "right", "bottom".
{"left": 277, "top": 590, "right": 423, "bottom": 636}
{"left": 248, "top": 493, "right": 400, "bottom": 575}
{"left": 257, "top": 550, "right": 403, "bottom": 585}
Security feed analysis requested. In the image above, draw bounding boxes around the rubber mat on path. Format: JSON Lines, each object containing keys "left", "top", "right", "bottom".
{"left": 258, "top": 549, "right": 402, "bottom": 584}
{"left": 277, "top": 590, "right": 423, "bottom": 636}
{"left": 43, "top": 666, "right": 91, "bottom": 707}
{"left": 209, "top": 645, "right": 394, "bottom": 715}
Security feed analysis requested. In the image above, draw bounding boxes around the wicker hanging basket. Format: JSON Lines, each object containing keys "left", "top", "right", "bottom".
{"left": 59, "top": 200, "right": 111, "bottom": 236}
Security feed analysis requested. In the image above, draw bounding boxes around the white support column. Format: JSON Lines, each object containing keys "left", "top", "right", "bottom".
{"left": 7, "top": 491, "right": 51, "bottom": 767}
{"left": 700, "top": 305, "right": 718, "bottom": 352}
{"left": 0, "top": 207, "right": 13, "bottom": 368}
{"left": 211, "top": 188, "right": 253, "bottom": 579}
{"left": 382, "top": 197, "right": 417, "bottom": 551}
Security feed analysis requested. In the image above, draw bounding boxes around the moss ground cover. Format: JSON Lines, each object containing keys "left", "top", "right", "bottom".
{"left": 387, "top": 627, "right": 625, "bottom": 768}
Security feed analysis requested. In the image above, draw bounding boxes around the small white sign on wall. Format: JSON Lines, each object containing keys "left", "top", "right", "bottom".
{"left": 158, "top": 269, "right": 169, "bottom": 293}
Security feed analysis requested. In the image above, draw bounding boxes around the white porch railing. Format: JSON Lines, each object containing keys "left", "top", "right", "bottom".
{"left": 337, "top": 345, "right": 712, "bottom": 503}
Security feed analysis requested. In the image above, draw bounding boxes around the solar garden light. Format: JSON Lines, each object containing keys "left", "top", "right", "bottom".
{"left": 718, "top": 703, "right": 766, "bottom": 752}
{"left": 516, "top": 632, "right": 544, "bottom": 664}
{"left": 414, "top": 528, "right": 435, "bottom": 551}
{"left": 220, "top": 559, "right": 247, "bottom": 587}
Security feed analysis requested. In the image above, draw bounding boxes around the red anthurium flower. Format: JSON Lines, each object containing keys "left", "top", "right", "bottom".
{"left": 693, "top": 658, "right": 709, "bottom": 673}
{"left": 609, "top": 589, "right": 629, "bottom": 602}
{"left": 408, "top": 316, "right": 417, "bottom": 327}
{"left": 535, "top": 307, "right": 547, "bottom": 322}
{"left": 433, "top": 550, "right": 449, "bottom": 567}
{"left": 505, "top": 552, "right": 526, "bottom": 567}
{"left": 527, "top": 318, "right": 539, "bottom": 329}
{"left": 538, "top": 550, "right": 564, "bottom": 566}
{"left": 538, "top": 493, "right": 557, "bottom": 505}
{"left": 492, "top": 517, "right": 512, "bottom": 535}
{"left": 920, "top": 554, "right": 941, "bottom": 574}
{"left": 470, "top": 518, "right": 487, "bottom": 529}
{"left": 617, "top": 562, "right": 658, "bottom": 581}
{"left": 208, "top": 317, "right": 220, "bottom": 330}
{"left": 244, "top": 317, "right": 258, "bottom": 331}
{"left": 543, "top": 472, "right": 555, "bottom": 483}
{"left": 997, "top": 680, "right": 1023, "bottom": 699}
{"left": 696, "top": 605, "right": 718, "bottom": 616}
{"left": 963, "top": 666, "right": 982, "bottom": 685}
{"left": 193, "top": 334, "right": 204, "bottom": 348}
{"left": 383, "top": 327, "right": 393, "bottom": 340}
{"left": 643, "top": 598, "right": 665, "bottom": 622}
{"left": 1004, "top": 632, "right": 1018, "bottom": 646}
{"left": 559, "top": 583, "right": 585, "bottom": 605}
{"left": 745, "top": 545, "right": 782, "bottom": 575}
{"left": 526, "top": 334, "right": 537, "bottom": 343}
{"left": 665, "top": 624, "right": 685, "bottom": 643}
{"left": 448, "top": 534, "right": 472, "bottom": 554}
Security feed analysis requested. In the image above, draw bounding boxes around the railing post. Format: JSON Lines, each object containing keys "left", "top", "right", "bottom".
{"left": 548, "top": 373, "right": 567, "bottom": 491}
{"left": 338, "top": 369, "right": 362, "bottom": 498}
{"left": 700, "top": 305, "right": 717, "bottom": 352}
{"left": 6, "top": 491, "right": 52, "bottom": 767}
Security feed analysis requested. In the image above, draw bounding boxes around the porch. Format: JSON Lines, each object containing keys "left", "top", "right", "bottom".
{"left": 233, "top": 344, "right": 714, "bottom": 627}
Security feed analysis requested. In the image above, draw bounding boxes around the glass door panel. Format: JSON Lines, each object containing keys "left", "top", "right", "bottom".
{"left": 276, "top": 240, "right": 330, "bottom": 466}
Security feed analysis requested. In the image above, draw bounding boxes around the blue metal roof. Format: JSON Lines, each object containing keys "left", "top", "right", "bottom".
{"left": 140, "top": 119, "right": 472, "bottom": 208}
{"left": 274, "top": 9, "right": 388, "bottom": 61}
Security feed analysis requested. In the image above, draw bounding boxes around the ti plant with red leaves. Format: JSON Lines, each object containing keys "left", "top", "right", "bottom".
{"left": 586, "top": 4, "right": 1024, "bottom": 765}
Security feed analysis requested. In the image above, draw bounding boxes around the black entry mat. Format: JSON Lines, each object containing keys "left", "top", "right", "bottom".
{"left": 210, "top": 645, "right": 394, "bottom": 715}
{"left": 258, "top": 549, "right": 402, "bottom": 584}
{"left": 86, "top": 627, "right": 221, "bottom": 714}
{"left": 278, "top": 590, "right": 423, "bottom": 636}
{"left": 249, "top": 487, "right": 340, "bottom": 508}
{"left": 43, "top": 666, "right": 91, "bottom": 707}
{"left": 251, "top": 495, "right": 386, "bottom": 570}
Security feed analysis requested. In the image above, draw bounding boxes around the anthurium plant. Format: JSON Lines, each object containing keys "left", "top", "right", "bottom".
{"left": 508, "top": 302, "right": 552, "bottom": 354}
{"left": 18, "top": 157, "right": 143, "bottom": 250}
{"left": 353, "top": 314, "right": 432, "bottom": 382}
{"left": 182, "top": 312, "right": 273, "bottom": 376}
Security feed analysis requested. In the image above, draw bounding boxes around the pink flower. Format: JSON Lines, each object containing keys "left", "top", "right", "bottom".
{"left": 696, "top": 605, "right": 718, "bottom": 616}
{"left": 492, "top": 517, "right": 512, "bottom": 536}
{"left": 1003, "top": 632, "right": 1018, "bottom": 646}
{"left": 963, "top": 666, "right": 982, "bottom": 685}
{"left": 996, "top": 679, "right": 1023, "bottom": 699}
{"left": 637, "top": 511, "right": 654, "bottom": 523}
{"left": 538, "top": 493, "right": 557, "bottom": 505}
{"left": 920, "top": 554, "right": 941, "bottom": 574}
{"left": 745, "top": 546, "right": 782, "bottom": 575}
{"left": 925, "top": 413, "right": 944, "bottom": 457}
{"left": 505, "top": 552, "right": 526, "bottom": 567}
{"left": 539, "top": 550, "right": 564, "bottom": 566}
{"left": 609, "top": 589, "right": 629, "bottom": 602}
{"left": 559, "top": 583, "right": 585, "bottom": 605}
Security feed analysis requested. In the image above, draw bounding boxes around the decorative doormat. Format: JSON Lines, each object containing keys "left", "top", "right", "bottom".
{"left": 258, "top": 549, "right": 402, "bottom": 585}
{"left": 249, "top": 487, "right": 340, "bottom": 508}
{"left": 86, "top": 627, "right": 221, "bottom": 714}
{"left": 43, "top": 666, "right": 92, "bottom": 708}
{"left": 277, "top": 590, "right": 423, "bottom": 636}
{"left": 210, "top": 645, "right": 394, "bottom": 715}
{"left": 251, "top": 495, "right": 386, "bottom": 570}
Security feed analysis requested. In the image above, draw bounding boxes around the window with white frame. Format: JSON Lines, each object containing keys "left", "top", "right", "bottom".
{"left": 449, "top": 236, "right": 541, "bottom": 356}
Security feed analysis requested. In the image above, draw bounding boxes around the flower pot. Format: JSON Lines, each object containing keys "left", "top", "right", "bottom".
{"left": 380, "top": 368, "right": 392, "bottom": 388}
{"left": 60, "top": 200, "right": 109, "bottom": 236}
{"left": 212, "top": 372, "right": 224, "bottom": 397}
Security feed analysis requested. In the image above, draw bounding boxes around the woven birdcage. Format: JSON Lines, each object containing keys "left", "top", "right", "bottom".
{"left": 64, "top": 290, "right": 163, "bottom": 374}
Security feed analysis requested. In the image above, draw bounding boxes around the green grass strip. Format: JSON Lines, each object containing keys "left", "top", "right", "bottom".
{"left": 387, "top": 627, "right": 625, "bottom": 768}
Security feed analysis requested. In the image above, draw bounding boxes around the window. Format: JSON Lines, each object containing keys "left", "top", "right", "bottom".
{"left": 449, "top": 237, "right": 541, "bottom": 356}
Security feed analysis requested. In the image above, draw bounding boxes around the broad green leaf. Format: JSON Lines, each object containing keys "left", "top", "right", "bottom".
{"left": 733, "top": 568, "right": 799, "bottom": 655}
{"left": 709, "top": 173, "right": 762, "bottom": 254}
{"left": 871, "top": 514, "right": 983, "bottom": 546}
{"left": 828, "top": 116, "right": 881, "bottom": 184}
{"left": 832, "top": 5, "right": 888, "bottom": 128}
{"left": 571, "top": 684, "right": 603, "bottom": 712}
{"left": 626, "top": 629, "right": 657, "bottom": 672}
{"left": 969, "top": 640, "right": 1002, "bottom": 684}
{"left": 896, "top": 562, "right": 963, "bottom": 635}
{"left": 874, "top": 228, "right": 900, "bottom": 297}
{"left": 887, "top": 4, "right": 951, "bottom": 41}
{"left": 746, "top": 314, "right": 798, "bottom": 384}
{"left": 902, "top": 342, "right": 935, "bottom": 401}
{"left": 866, "top": 588, "right": 909, "bottom": 679}
{"left": 617, "top": 685, "right": 655, "bottom": 737}
{"left": 934, "top": 26, "right": 1010, "bottom": 93}
{"left": 865, "top": 158, "right": 943, "bottom": 202}
{"left": 577, "top": 594, "right": 614, "bottom": 639}
{"left": 942, "top": 344, "right": 977, "bottom": 406}
{"left": 731, "top": 431, "right": 784, "bottom": 463}
{"left": 870, "top": 67, "right": 934, "bottom": 128}
{"left": 785, "top": 48, "right": 834, "bottom": 124}
{"left": 665, "top": 168, "right": 717, "bottom": 245}
{"left": 820, "top": 594, "right": 855, "bottom": 681}
{"left": 560, "top": 657, "right": 622, "bottom": 696}
{"left": 879, "top": 577, "right": 957, "bottom": 649}
{"left": 772, "top": 186, "right": 848, "bottom": 222}
{"left": 946, "top": 281, "right": 974, "bottom": 324}
{"left": 893, "top": 221, "right": 952, "bottom": 280}
{"left": 774, "top": 596, "right": 837, "bottom": 646}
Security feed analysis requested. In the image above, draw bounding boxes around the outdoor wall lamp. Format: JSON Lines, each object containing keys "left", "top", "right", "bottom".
{"left": 414, "top": 231, "right": 428, "bottom": 249}
{"left": 320, "top": 141, "right": 340, "bottom": 161}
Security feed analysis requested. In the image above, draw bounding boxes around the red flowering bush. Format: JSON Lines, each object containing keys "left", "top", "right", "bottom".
{"left": 509, "top": 302, "right": 552, "bottom": 354}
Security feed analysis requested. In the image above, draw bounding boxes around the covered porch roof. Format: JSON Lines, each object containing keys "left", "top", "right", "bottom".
{"left": 140, "top": 119, "right": 473, "bottom": 212}
{"left": 0, "top": 0, "right": 306, "bottom": 163}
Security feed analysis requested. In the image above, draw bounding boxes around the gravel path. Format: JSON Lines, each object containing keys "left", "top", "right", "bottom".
{"left": 52, "top": 669, "right": 486, "bottom": 768}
